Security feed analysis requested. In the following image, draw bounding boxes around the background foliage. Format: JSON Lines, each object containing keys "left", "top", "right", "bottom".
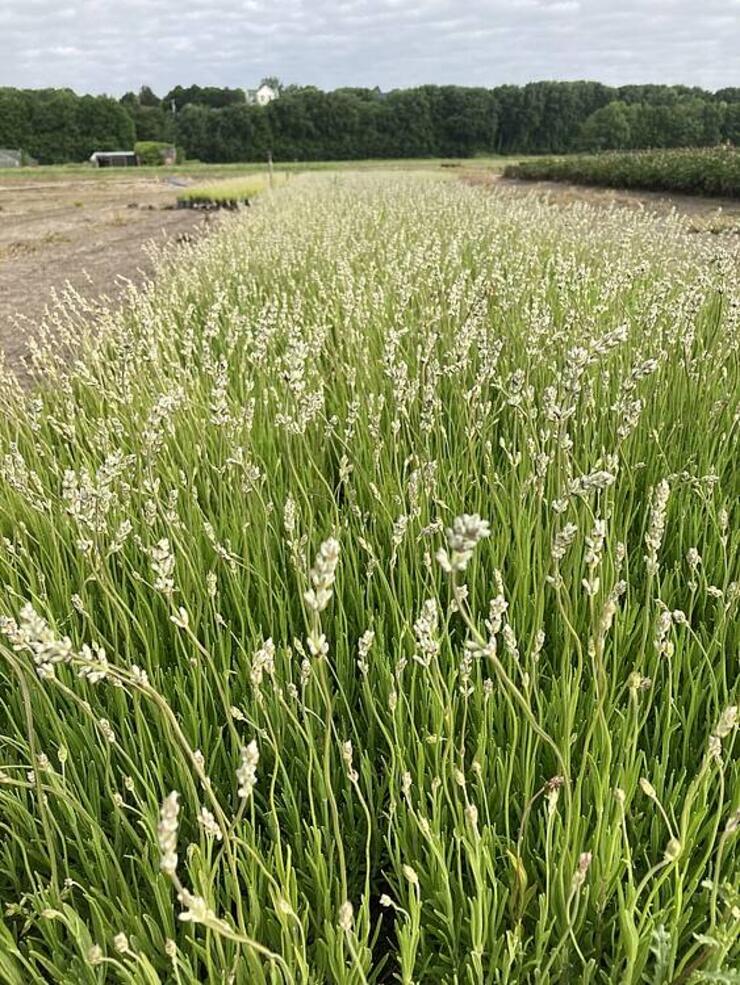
{"left": 2, "top": 81, "right": 740, "bottom": 164}
{"left": 504, "top": 147, "right": 740, "bottom": 197}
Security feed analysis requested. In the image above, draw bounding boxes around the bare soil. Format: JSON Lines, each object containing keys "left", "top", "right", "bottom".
{"left": 0, "top": 173, "right": 217, "bottom": 378}
{"left": 471, "top": 172, "right": 740, "bottom": 230}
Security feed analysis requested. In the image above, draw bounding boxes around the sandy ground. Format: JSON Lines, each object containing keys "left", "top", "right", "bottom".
{"left": 474, "top": 172, "right": 740, "bottom": 228}
{"left": 0, "top": 173, "right": 216, "bottom": 378}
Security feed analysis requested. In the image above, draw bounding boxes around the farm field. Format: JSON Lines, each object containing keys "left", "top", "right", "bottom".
{"left": 0, "top": 160, "right": 503, "bottom": 379}
{"left": 0, "top": 172, "right": 738, "bottom": 983}
{"left": 504, "top": 148, "right": 740, "bottom": 198}
{"left": 0, "top": 157, "right": 512, "bottom": 184}
{"left": 491, "top": 173, "right": 740, "bottom": 230}
{"left": 0, "top": 172, "right": 211, "bottom": 379}
{"left": 3, "top": 156, "right": 739, "bottom": 385}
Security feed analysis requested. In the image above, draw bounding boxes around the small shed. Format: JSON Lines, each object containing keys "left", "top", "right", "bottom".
{"left": 0, "top": 149, "right": 22, "bottom": 168}
{"left": 90, "top": 151, "right": 138, "bottom": 168}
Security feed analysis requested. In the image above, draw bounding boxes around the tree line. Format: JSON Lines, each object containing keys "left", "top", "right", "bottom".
{"left": 1, "top": 81, "right": 739, "bottom": 165}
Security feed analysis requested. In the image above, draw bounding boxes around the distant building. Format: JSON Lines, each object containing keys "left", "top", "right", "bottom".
{"left": 0, "top": 149, "right": 22, "bottom": 168}
{"left": 246, "top": 83, "right": 278, "bottom": 106}
{"left": 89, "top": 151, "right": 138, "bottom": 168}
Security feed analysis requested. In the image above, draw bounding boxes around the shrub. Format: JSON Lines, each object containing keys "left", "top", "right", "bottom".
{"left": 504, "top": 147, "right": 740, "bottom": 197}
{"left": 134, "top": 140, "right": 177, "bottom": 165}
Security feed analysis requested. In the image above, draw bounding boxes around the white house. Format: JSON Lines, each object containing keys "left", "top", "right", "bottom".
{"left": 247, "top": 83, "right": 278, "bottom": 106}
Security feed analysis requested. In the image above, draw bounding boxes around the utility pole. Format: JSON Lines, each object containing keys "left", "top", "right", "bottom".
{"left": 267, "top": 149, "right": 274, "bottom": 191}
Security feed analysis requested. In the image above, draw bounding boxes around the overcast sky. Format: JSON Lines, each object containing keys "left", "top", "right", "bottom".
{"left": 1, "top": 0, "right": 738, "bottom": 96}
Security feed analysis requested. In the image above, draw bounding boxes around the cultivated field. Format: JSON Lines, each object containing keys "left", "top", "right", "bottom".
{"left": 0, "top": 173, "right": 737, "bottom": 984}
{"left": 0, "top": 160, "right": 500, "bottom": 378}
{"left": 505, "top": 147, "right": 740, "bottom": 198}
{"left": 0, "top": 172, "right": 212, "bottom": 378}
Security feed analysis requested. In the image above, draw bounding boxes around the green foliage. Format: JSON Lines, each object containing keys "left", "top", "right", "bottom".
{"left": 177, "top": 174, "right": 278, "bottom": 206}
{"left": 723, "top": 104, "right": 740, "bottom": 146}
{"left": 161, "top": 82, "right": 740, "bottom": 165}
{"left": 2, "top": 81, "right": 740, "bottom": 166}
{"left": 121, "top": 87, "right": 176, "bottom": 146}
{"left": 0, "top": 88, "right": 134, "bottom": 163}
{"left": 577, "top": 101, "right": 633, "bottom": 151}
{"left": 505, "top": 147, "right": 740, "bottom": 197}
{"left": 164, "top": 84, "right": 247, "bottom": 111}
{"left": 134, "top": 140, "right": 176, "bottom": 165}
{"left": 0, "top": 175, "right": 737, "bottom": 983}
{"left": 75, "top": 94, "right": 136, "bottom": 158}
{"left": 0, "top": 89, "right": 32, "bottom": 153}
{"left": 578, "top": 99, "right": 729, "bottom": 153}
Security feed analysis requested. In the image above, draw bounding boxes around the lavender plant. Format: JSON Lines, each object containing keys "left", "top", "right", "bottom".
{"left": 0, "top": 173, "right": 737, "bottom": 983}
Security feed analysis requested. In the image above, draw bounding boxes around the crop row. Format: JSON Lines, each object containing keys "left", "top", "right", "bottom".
{"left": 504, "top": 147, "right": 740, "bottom": 197}
{"left": 0, "top": 175, "right": 737, "bottom": 983}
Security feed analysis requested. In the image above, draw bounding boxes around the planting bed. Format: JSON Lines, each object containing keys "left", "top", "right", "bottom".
{"left": 505, "top": 147, "right": 740, "bottom": 197}
{"left": 0, "top": 172, "right": 737, "bottom": 984}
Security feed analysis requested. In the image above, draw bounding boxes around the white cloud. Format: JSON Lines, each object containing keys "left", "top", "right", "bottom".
{"left": 0, "top": 0, "right": 737, "bottom": 94}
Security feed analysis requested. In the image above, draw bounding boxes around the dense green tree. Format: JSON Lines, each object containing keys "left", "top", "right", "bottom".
{"left": 74, "top": 94, "right": 135, "bottom": 157}
{"left": 134, "top": 105, "right": 175, "bottom": 142}
{"left": 138, "top": 85, "right": 161, "bottom": 107}
{"left": 627, "top": 99, "right": 723, "bottom": 149}
{"left": 491, "top": 85, "right": 524, "bottom": 154}
{"left": 120, "top": 88, "right": 175, "bottom": 143}
{"left": 25, "top": 89, "right": 80, "bottom": 162}
{"left": 578, "top": 101, "right": 633, "bottom": 151}
{"left": 264, "top": 89, "right": 319, "bottom": 158}
{"left": 173, "top": 104, "right": 212, "bottom": 161}
{"left": 531, "top": 82, "right": 612, "bottom": 153}
{"left": 723, "top": 103, "right": 740, "bottom": 144}
{"left": 164, "top": 85, "right": 246, "bottom": 111}
{"left": 0, "top": 89, "right": 32, "bottom": 152}
{"left": 617, "top": 84, "right": 706, "bottom": 105}
{"left": 2, "top": 81, "right": 737, "bottom": 166}
{"left": 211, "top": 104, "right": 270, "bottom": 162}
{"left": 382, "top": 89, "right": 437, "bottom": 157}
{"left": 427, "top": 86, "right": 497, "bottom": 156}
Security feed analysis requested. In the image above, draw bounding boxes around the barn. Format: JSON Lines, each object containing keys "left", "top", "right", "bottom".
{"left": 89, "top": 151, "right": 138, "bottom": 168}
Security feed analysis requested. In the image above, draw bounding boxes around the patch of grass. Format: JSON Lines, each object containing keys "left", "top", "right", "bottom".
{"left": 504, "top": 147, "right": 740, "bottom": 197}
{"left": 40, "top": 231, "right": 70, "bottom": 245}
{"left": 0, "top": 174, "right": 737, "bottom": 983}
{"left": 177, "top": 174, "right": 283, "bottom": 209}
{"left": 0, "top": 156, "right": 520, "bottom": 185}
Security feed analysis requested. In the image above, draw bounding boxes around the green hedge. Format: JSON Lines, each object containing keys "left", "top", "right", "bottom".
{"left": 134, "top": 140, "right": 176, "bottom": 165}
{"left": 504, "top": 147, "right": 740, "bottom": 197}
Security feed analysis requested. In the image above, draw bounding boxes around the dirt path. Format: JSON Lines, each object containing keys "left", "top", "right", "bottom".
{"left": 469, "top": 172, "right": 740, "bottom": 230}
{"left": 0, "top": 173, "right": 215, "bottom": 378}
